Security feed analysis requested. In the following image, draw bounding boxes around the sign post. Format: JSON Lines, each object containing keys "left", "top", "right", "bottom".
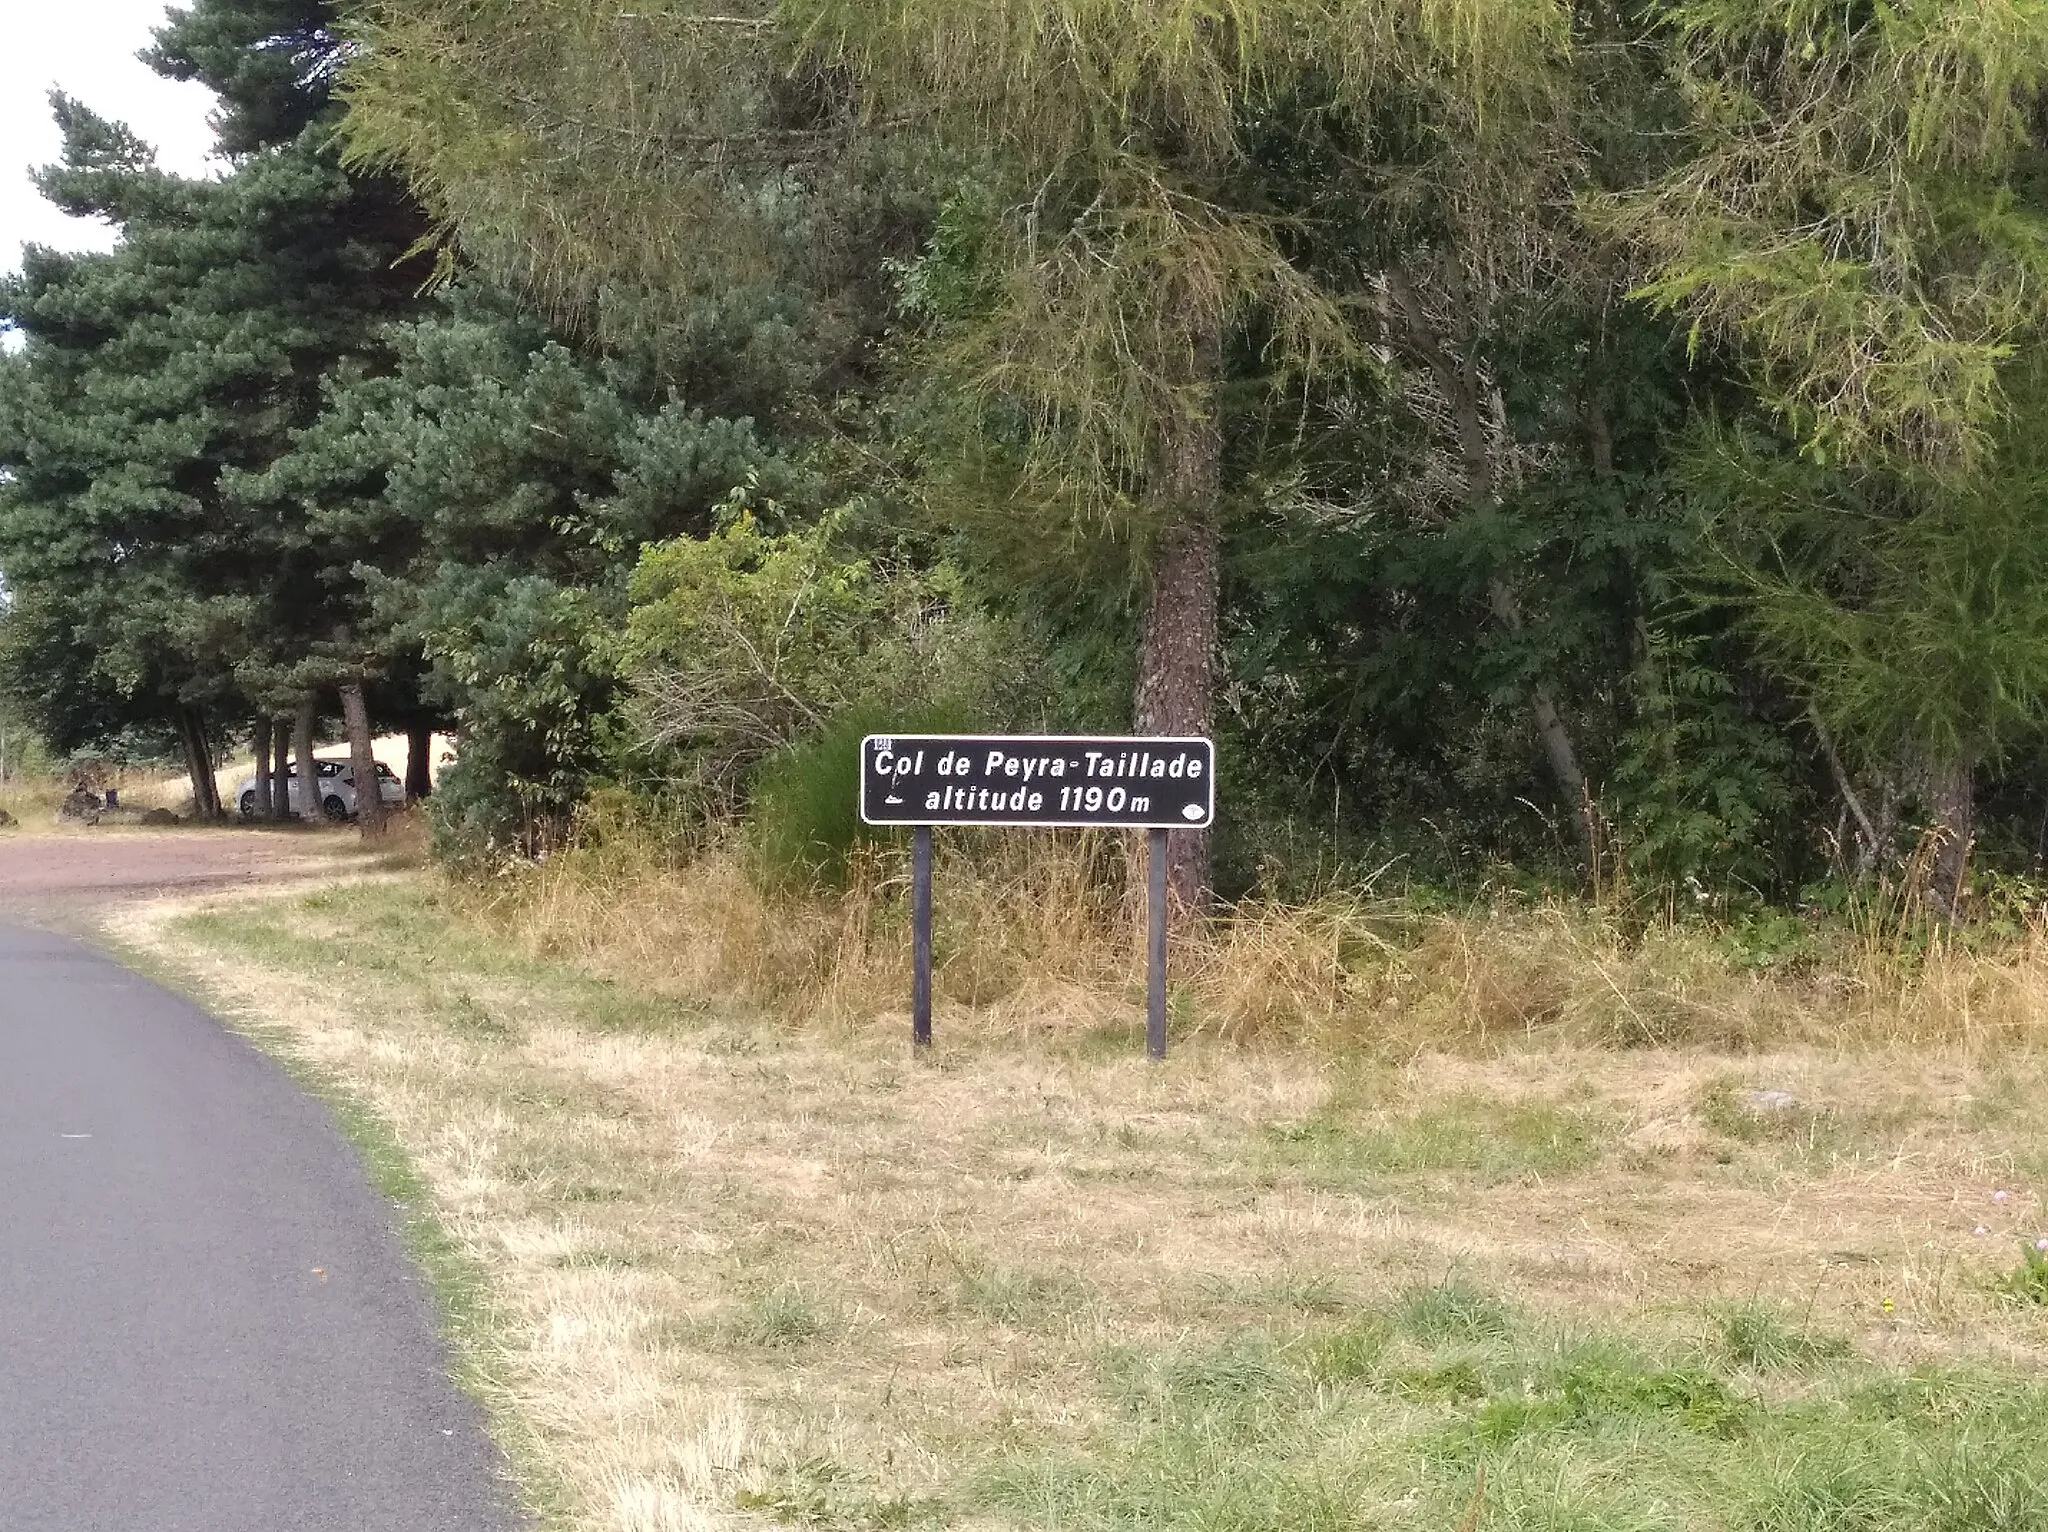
{"left": 911, "top": 825, "right": 933, "bottom": 1049}
{"left": 1146, "top": 826, "right": 1169, "bottom": 1060}
{"left": 861, "top": 734, "right": 1215, "bottom": 1057}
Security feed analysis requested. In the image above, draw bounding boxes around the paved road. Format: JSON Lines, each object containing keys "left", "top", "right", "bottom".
{"left": 0, "top": 924, "right": 519, "bottom": 1530}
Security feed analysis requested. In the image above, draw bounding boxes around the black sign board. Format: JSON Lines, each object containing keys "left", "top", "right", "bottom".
{"left": 861, "top": 734, "right": 1215, "bottom": 830}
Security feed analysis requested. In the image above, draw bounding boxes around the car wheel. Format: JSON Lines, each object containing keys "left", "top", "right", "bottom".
{"left": 322, "top": 794, "right": 351, "bottom": 822}
{"left": 239, "top": 791, "right": 256, "bottom": 819}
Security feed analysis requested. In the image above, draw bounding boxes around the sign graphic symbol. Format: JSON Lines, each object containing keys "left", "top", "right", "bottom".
{"left": 1181, "top": 803, "right": 1205, "bottom": 821}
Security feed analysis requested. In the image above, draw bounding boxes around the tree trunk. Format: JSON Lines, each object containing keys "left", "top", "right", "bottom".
{"left": 1134, "top": 317, "right": 1224, "bottom": 916}
{"left": 294, "top": 698, "right": 322, "bottom": 824}
{"left": 1809, "top": 710, "right": 1881, "bottom": 876}
{"left": 1485, "top": 579, "right": 1590, "bottom": 840}
{"left": 271, "top": 718, "right": 293, "bottom": 821}
{"left": 252, "top": 721, "right": 273, "bottom": 820}
{"left": 1919, "top": 755, "right": 1976, "bottom": 922}
{"left": 178, "top": 708, "right": 220, "bottom": 819}
{"left": 406, "top": 724, "right": 435, "bottom": 801}
{"left": 340, "top": 681, "right": 387, "bottom": 837}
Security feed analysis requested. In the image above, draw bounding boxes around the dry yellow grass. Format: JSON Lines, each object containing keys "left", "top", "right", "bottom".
{"left": 463, "top": 831, "right": 2048, "bottom": 1056}
{"left": 114, "top": 865, "right": 2048, "bottom": 1532}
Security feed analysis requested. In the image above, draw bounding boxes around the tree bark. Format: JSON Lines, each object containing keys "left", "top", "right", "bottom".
{"left": 252, "top": 721, "right": 272, "bottom": 820}
{"left": 406, "top": 724, "right": 435, "bottom": 801}
{"left": 340, "top": 680, "right": 387, "bottom": 837}
{"left": 1134, "top": 315, "right": 1224, "bottom": 916}
{"left": 293, "top": 698, "right": 322, "bottom": 824}
{"left": 1918, "top": 755, "right": 1976, "bottom": 922}
{"left": 178, "top": 708, "right": 221, "bottom": 819}
{"left": 271, "top": 718, "right": 293, "bottom": 821}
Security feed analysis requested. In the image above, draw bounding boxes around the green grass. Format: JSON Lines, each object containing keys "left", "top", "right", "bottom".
{"left": 1714, "top": 1300, "right": 1854, "bottom": 1371}
{"left": 1999, "top": 1244, "right": 2048, "bottom": 1308}
{"left": 730, "top": 1283, "right": 833, "bottom": 1348}
{"left": 1265, "top": 1097, "right": 1609, "bottom": 1186}
{"left": 955, "top": 1262, "right": 1096, "bottom": 1328}
{"left": 1695, "top": 1078, "right": 1930, "bottom": 1171}
{"left": 974, "top": 1284, "right": 2048, "bottom": 1532}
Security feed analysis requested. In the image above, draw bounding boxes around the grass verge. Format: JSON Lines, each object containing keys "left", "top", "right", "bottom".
{"left": 116, "top": 871, "right": 2048, "bottom": 1532}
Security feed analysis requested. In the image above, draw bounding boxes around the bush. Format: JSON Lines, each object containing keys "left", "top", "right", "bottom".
{"left": 624, "top": 511, "right": 1046, "bottom": 816}
{"left": 747, "top": 703, "right": 962, "bottom": 889}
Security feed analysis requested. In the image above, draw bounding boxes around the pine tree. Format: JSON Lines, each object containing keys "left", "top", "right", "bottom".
{"left": 0, "top": 0, "right": 431, "bottom": 816}
{"left": 1615, "top": 1, "right": 2048, "bottom": 908}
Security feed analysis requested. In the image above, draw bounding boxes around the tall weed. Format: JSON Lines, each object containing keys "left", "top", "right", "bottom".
{"left": 454, "top": 825, "right": 2048, "bottom": 1054}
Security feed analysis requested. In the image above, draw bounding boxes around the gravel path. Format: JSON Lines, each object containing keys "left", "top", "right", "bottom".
{"left": 0, "top": 825, "right": 352, "bottom": 905}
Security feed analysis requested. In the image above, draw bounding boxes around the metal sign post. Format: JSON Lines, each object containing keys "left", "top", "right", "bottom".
{"left": 911, "top": 825, "right": 933, "bottom": 1049}
{"left": 862, "top": 734, "right": 1215, "bottom": 1058}
{"left": 1146, "top": 826, "right": 1169, "bottom": 1060}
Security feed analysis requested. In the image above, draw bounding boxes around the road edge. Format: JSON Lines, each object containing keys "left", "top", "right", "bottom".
{"left": 96, "top": 893, "right": 564, "bottom": 1530}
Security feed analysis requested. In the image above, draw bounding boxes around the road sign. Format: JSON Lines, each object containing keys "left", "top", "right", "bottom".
{"left": 864, "top": 732, "right": 1215, "bottom": 1061}
{"left": 861, "top": 734, "right": 1214, "bottom": 830}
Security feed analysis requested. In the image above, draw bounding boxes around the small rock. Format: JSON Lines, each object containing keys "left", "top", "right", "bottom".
{"left": 1747, "top": 1089, "right": 1801, "bottom": 1112}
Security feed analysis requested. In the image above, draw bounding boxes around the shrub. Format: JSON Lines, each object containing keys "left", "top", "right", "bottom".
{"left": 747, "top": 703, "right": 961, "bottom": 890}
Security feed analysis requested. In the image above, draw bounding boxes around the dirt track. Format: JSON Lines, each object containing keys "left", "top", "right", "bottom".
{"left": 0, "top": 826, "right": 360, "bottom": 911}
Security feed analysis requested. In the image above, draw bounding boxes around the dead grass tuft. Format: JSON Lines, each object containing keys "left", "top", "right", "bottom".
{"left": 457, "top": 832, "right": 2048, "bottom": 1058}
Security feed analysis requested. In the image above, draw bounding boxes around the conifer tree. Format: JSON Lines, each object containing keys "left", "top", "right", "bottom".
{"left": 337, "top": 0, "right": 1585, "bottom": 904}
{"left": 1614, "top": 0, "right": 2048, "bottom": 905}
{"left": 0, "top": 0, "right": 431, "bottom": 815}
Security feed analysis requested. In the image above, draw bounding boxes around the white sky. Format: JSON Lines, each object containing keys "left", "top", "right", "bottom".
{"left": 2, "top": 2, "right": 221, "bottom": 277}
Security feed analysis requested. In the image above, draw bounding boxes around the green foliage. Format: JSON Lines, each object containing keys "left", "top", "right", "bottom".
{"left": 1615, "top": 0, "right": 2048, "bottom": 468}
{"left": 746, "top": 704, "right": 951, "bottom": 890}
{"left": 1686, "top": 419, "right": 2048, "bottom": 778}
{"left": 1610, "top": 630, "right": 1800, "bottom": 896}
{"left": 624, "top": 509, "right": 1040, "bottom": 813}
{"left": 17, "top": 0, "right": 2048, "bottom": 904}
{"left": 1997, "top": 1242, "right": 2048, "bottom": 1307}
{"left": 269, "top": 290, "right": 802, "bottom": 859}
{"left": 423, "top": 578, "right": 620, "bottom": 861}
{"left": 0, "top": 0, "right": 430, "bottom": 788}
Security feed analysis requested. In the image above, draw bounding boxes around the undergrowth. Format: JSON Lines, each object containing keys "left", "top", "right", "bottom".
{"left": 457, "top": 822, "right": 2048, "bottom": 1055}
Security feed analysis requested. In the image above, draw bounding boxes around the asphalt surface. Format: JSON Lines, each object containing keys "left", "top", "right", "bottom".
{"left": 0, "top": 923, "right": 520, "bottom": 1530}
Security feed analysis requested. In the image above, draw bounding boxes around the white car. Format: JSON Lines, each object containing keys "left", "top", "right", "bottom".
{"left": 235, "top": 758, "right": 405, "bottom": 821}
